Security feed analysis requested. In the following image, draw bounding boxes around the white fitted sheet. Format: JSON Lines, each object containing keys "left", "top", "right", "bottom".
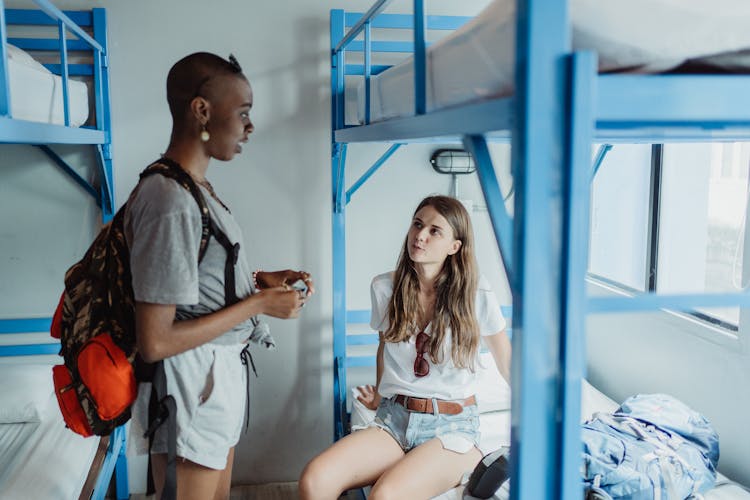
{"left": 5, "top": 44, "right": 89, "bottom": 126}
{"left": 357, "top": 0, "right": 750, "bottom": 124}
{"left": 0, "top": 390, "right": 99, "bottom": 499}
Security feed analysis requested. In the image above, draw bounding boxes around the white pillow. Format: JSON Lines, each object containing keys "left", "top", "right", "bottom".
{"left": 0, "top": 363, "right": 54, "bottom": 423}
{"left": 475, "top": 351, "right": 511, "bottom": 413}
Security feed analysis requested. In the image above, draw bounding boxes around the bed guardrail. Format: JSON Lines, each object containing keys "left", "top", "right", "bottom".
{"left": 332, "top": 1, "right": 469, "bottom": 128}
{"left": 0, "top": 317, "right": 57, "bottom": 357}
{"left": 0, "top": 319, "right": 129, "bottom": 499}
{"left": 0, "top": 0, "right": 114, "bottom": 221}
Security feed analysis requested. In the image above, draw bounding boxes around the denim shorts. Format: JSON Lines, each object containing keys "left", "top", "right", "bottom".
{"left": 372, "top": 396, "right": 481, "bottom": 453}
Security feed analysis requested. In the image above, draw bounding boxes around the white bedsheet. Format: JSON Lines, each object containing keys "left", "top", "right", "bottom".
{"left": 0, "top": 391, "right": 99, "bottom": 499}
{"left": 5, "top": 43, "right": 89, "bottom": 126}
{"left": 357, "top": 0, "right": 750, "bottom": 124}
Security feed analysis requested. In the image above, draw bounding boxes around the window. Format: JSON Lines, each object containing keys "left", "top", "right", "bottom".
{"left": 589, "top": 142, "right": 750, "bottom": 330}
{"left": 589, "top": 144, "right": 652, "bottom": 292}
{"left": 658, "top": 143, "right": 749, "bottom": 327}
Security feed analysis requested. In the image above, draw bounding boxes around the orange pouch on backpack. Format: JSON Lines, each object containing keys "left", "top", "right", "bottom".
{"left": 52, "top": 364, "right": 93, "bottom": 437}
{"left": 77, "top": 333, "right": 137, "bottom": 421}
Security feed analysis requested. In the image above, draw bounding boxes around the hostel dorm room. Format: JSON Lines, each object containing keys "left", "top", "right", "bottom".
{"left": 1, "top": 0, "right": 749, "bottom": 498}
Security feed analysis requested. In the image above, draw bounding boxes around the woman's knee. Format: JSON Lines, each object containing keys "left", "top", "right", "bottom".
{"left": 369, "top": 479, "right": 400, "bottom": 500}
{"left": 299, "top": 457, "right": 340, "bottom": 499}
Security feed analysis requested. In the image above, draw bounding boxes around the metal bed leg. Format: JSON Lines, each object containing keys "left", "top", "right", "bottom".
{"left": 114, "top": 425, "right": 130, "bottom": 499}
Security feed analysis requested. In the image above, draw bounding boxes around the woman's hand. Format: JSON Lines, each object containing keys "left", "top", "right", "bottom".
{"left": 356, "top": 384, "right": 381, "bottom": 411}
{"left": 256, "top": 269, "right": 315, "bottom": 296}
{"left": 257, "top": 286, "right": 306, "bottom": 319}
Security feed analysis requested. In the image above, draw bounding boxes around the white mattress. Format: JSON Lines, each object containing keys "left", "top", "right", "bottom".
{"left": 357, "top": 0, "right": 750, "bottom": 124}
{"left": 0, "top": 383, "right": 99, "bottom": 499}
{"left": 5, "top": 43, "right": 89, "bottom": 126}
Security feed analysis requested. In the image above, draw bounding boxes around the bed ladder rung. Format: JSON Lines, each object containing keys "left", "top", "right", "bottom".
{"left": 346, "top": 334, "right": 379, "bottom": 346}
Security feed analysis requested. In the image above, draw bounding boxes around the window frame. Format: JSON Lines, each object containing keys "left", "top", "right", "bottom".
{"left": 590, "top": 143, "right": 741, "bottom": 333}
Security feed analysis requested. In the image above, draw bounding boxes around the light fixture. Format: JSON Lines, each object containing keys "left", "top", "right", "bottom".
{"left": 430, "top": 148, "right": 475, "bottom": 198}
{"left": 430, "top": 148, "right": 476, "bottom": 175}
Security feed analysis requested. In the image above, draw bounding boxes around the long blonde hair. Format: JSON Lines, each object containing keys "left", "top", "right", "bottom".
{"left": 383, "top": 195, "right": 480, "bottom": 368}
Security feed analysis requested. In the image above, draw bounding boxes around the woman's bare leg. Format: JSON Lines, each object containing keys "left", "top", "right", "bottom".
{"left": 299, "top": 427, "right": 405, "bottom": 500}
{"left": 214, "top": 447, "right": 235, "bottom": 500}
{"left": 151, "top": 453, "right": 223, "bottom": 500}
{"left": 369, "top": 439, "right": 481, "bottom": 500}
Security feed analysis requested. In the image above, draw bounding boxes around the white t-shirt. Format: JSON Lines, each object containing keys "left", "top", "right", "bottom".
{"left": 370, "top": 272, "right": 506, "bottom": 401}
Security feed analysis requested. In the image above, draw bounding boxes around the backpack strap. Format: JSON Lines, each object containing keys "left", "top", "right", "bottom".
{"left": 140, "top": 158, "right": 241, "bottom": 307}
{"left": 140, "top": 158, "right": 212, "bottom": 263}
{"left": 208, "top": 218, "right": 241, "bottom": 306}
{"left": 143, "top": 361, "right": 177, "bottom": 500}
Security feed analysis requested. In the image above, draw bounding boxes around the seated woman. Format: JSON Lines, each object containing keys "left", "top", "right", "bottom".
{"left": 300, "top": 195, "right": 511, "bottom": 499}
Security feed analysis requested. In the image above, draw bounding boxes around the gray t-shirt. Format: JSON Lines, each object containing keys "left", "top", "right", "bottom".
{"left": 124, "top": 173, "right": 254, "bottom": 345}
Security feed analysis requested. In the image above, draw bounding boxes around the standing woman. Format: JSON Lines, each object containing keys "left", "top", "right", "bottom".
{"left": 125, "top": 52, "right": 314, "bottom": 500}
{"left": 300, "top": 195, "right": 511, "bottom": 499}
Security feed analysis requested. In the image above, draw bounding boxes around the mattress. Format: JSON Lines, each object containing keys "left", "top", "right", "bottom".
{"left": 357, "top": 0, "right": 750, "bottom": 124}
{"left": 5, "top": 43, "right": 89, "bottom": 126}
{"left": 0, "top": 370, "right": 99, "bottom": 499}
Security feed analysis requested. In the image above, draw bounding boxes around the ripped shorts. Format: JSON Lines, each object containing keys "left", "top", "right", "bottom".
{"left": 371, "top": 396, "right": 480, "bottom": 453}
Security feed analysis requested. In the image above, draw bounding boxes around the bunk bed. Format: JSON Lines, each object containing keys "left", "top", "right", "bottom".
{"left": 0, "top": 1, "right": 126, "bottom": 498}
{"left": 0, "top": 358, "right": 128, "bottom": 499}
{"left": 330, "top": 1, "right": 750, "bottom": 499}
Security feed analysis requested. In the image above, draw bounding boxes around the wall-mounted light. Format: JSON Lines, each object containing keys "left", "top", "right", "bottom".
{"left": 430, "top": 148, "right": 476, "bottom": 175}
{"left": 430, "top": 148, "right": 475, "bottom": 198}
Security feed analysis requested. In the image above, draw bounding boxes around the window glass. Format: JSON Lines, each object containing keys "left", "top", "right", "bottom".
{"left": 658, "top": 143, "right": 750, "bottom": 327}
{"left": 589, "top": 144, "right": 652, "bottom": 291}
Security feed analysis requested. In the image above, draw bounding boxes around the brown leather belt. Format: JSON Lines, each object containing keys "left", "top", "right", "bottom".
{"left": 393, "top": 394, "right": 476, "bottom": 415}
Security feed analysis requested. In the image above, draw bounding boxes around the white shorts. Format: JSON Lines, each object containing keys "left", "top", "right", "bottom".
{"left": 131, "top": 342, "right": 248, "bottom": 470}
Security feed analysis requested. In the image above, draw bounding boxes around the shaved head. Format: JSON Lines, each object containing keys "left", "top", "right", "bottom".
{"left": 166, "top": 52, "right": 248, "bottom": 121}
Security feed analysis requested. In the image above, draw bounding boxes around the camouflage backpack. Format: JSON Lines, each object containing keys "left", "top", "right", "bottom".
{"left": 50, "top": 158, "right": 219, "bottom": 437}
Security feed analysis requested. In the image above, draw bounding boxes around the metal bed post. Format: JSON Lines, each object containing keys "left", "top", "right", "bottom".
{"left": 330, "top": 8, "right": 348, "bottom": 441}
{"left": 363, "top": 20, "right": 371, "bottom": 125}
{"left": 0, "top": 0, "right": 10, "bottom": 118}
{"left": 114, "top": 425, "right": 130, "bottom": 500}
{"left": 462, "top": 135, "right": 514, "bottom": 284}
{"left": 558, "top": 50, "right": 597, "bottom": 500}
{"left": 510, "top": 0, "right": 572, "bottom": 498}
{"left": 413, "top": 0, "right": 426, "bottom": 116}
{"left": 57, "top": 19, "right": 70, "bottom": 127}
{"left": 92, "top": 7, "right": 114, "bottom": 223}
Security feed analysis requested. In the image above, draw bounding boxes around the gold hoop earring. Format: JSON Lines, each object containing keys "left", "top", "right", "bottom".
{"left": 200, "top": 124, "right": 210, "bottom": 142}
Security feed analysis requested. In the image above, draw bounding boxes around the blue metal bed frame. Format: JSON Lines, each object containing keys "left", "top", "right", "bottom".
{"left": 330, "top": 2, "right": 750, "bottom": 499}
{"left": 0, "top": 1, "right": 126, "bottom": 498}
{"left": 0, "top": 326, "right": 129, "bottom": 500}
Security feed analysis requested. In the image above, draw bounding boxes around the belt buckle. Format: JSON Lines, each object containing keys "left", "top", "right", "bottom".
{"left": 402, "top": 396, "right": 411, "bottom": 411}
